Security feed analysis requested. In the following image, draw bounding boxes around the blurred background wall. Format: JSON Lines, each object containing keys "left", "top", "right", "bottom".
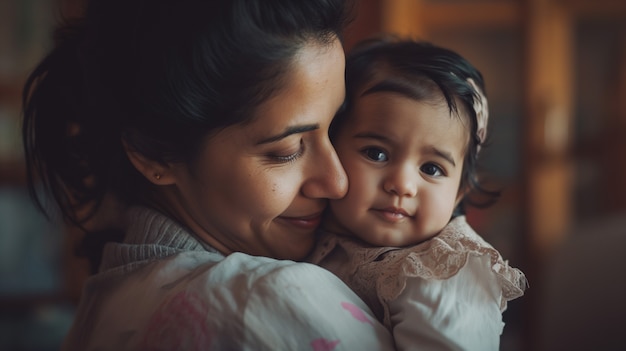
{"left": 0, "top": 0, "right": 624, "bottom": 350}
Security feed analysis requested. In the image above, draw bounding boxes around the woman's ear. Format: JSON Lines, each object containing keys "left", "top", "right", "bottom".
{"left": 123, "top": 141, "right": 176, "bottom": 185}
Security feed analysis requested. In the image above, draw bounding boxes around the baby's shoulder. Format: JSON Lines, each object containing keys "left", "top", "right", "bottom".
{"left": 377, "top": 216, "right": 527, "bottom": 304}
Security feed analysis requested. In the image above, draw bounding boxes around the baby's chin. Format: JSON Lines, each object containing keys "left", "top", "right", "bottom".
{"left": 357, "top": 228, "right": 438, "bottom": 248}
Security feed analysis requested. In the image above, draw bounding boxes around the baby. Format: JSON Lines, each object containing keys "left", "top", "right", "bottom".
{"left": 309, "top": 37, "right": 527, "bottom": 350}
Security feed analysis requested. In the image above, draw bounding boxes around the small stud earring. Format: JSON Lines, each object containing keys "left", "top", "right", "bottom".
{"left": 154, "top": 173, "right": 162, "bottom": 180}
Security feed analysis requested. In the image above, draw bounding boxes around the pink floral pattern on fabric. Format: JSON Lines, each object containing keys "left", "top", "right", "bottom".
{"left": 341, "top": 301, "right": 372, "bottom": 325}
{"left": 141, "top": 291, "right": 211, "bottom": 350}
{"left": 311, "top": 338, "right": 340, "bottom": 351}
{"left": 308, "top": 302, "right": 373, "bottom": 350}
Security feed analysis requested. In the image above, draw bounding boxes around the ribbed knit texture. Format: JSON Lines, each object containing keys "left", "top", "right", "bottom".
{"left": 99, "top": 207, "right": 218, "bottom": 272}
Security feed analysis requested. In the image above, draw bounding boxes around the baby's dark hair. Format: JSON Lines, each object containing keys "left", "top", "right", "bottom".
{"left": 332, "top": 36, "right": 499, "bottom": 214}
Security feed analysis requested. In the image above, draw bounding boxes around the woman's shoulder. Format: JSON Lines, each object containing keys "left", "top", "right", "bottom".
{"left": 75, "top": 251, "right": 394, "bottom": 351}
{"left": 156, "top": 251, "right": 367, "bottom": 308}
{"left": 167, "top": 252, "right": 394, "bottom": 350}
{"left": 209, "top": 252, "right": 348, "bottom": 287}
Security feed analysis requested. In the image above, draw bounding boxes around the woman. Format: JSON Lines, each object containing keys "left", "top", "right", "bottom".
{"left": 23, "top": 0, "right": 394, "bottom": 349}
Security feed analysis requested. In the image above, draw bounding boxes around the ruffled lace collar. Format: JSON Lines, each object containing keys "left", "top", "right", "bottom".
{"left": 310, "top": 216, "right": 528, "bottom": 325}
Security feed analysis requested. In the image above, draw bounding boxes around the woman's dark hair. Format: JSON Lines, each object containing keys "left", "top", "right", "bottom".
{"left": 23, "top": 0, "right": 350, "bottom": 224}
{"left": 22, "top": 0, "right": 351, "bottom": 271}
{"left": 332, "top": 36, "right": 499, "bottom": 215}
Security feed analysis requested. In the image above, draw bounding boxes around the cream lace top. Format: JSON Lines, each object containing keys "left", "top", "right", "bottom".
{"left": 309, "top": 215, "right": 527, "bottom": 351}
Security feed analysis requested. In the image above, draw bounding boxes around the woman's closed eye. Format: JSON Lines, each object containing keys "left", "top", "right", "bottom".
{"left": 420, "top": 163, "right": 444, "bottom": 177}
{"left": 269, "top": 139, "right": 305, "bottom": 164}
{"left": 361, "top": 147, "right": 388, "bottom": 162}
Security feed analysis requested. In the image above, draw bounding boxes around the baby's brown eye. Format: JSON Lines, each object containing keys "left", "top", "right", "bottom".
{"left": 421, "top": 163, "right": 443, "bottom": 177}
{"left": 363, "top": 147, "right": 388, "bottom": 162}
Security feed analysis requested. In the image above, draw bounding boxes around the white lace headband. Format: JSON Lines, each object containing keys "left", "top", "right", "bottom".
{"left": 467, "top": 78, "right": 489, "bottom": 153}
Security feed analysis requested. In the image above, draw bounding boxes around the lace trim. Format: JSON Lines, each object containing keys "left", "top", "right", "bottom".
{"left": 313, "top": 216, "right": 528, "bottom": 327}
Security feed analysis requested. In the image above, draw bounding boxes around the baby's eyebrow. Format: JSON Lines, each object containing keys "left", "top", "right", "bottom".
{"left": 361, "top": 79, "right": 421, "bottom": 101}
{"left": 256, "top": 124, "right": 319, "bottom": 145}
{"left": 427, "top": 146, "right": 456, "bottom": 167}
{"left": 353, "top": 131, "right": 392, "bottom": 143}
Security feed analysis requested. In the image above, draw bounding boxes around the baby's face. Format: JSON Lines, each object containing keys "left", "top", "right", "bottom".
{"left": 328, "top": 91, "right": 469, "bottom": 247}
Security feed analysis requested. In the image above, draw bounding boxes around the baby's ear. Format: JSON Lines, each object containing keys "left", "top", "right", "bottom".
{"left": 123, "top": 141, "right": 176, "bottom": 185}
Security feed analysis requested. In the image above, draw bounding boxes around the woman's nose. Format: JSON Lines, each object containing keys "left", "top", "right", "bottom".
{"left": 383, "top": 164, "right": 418, "bottom": 197}
{"left": 301, "top": 140, "right": 348, "bottom": 199}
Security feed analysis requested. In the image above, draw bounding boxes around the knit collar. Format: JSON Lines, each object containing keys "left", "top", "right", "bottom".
{"left": 98, "top": 206, "right": 220, "bottom": 272}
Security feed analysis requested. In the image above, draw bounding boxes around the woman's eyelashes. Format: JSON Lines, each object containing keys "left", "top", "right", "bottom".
{"left": 268, "top": 139, "right": 305, "bottom": 164}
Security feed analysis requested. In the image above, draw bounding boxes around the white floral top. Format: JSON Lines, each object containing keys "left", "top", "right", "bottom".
{"left": 62, "top": 207, "right": 395, "bottom": 351}
{"left": 308, "top": 216, "right": 527, "bottom": 351}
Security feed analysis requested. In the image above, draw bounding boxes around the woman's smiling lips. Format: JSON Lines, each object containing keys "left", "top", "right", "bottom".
{"left": 277, "top": 212, "right": 324, "bottom": 229}
{"left": 373, "top": 207, "right": 413, "bottom": 223}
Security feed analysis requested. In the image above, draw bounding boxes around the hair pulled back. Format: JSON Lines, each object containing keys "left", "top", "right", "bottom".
{"left": 23, "top": 0, "right": 350, "bottom": 227}
{"left": 333, "top": 36, "right": 499, "bottom": 214}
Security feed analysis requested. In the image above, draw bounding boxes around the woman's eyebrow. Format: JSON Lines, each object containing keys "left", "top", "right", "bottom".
{"left": 256, "top": 124, "right": 319, "bottom": 145}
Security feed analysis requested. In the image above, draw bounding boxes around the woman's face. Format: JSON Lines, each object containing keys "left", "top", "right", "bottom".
{"left": 166, "top": 39, "right": 347, "bottom": 260}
